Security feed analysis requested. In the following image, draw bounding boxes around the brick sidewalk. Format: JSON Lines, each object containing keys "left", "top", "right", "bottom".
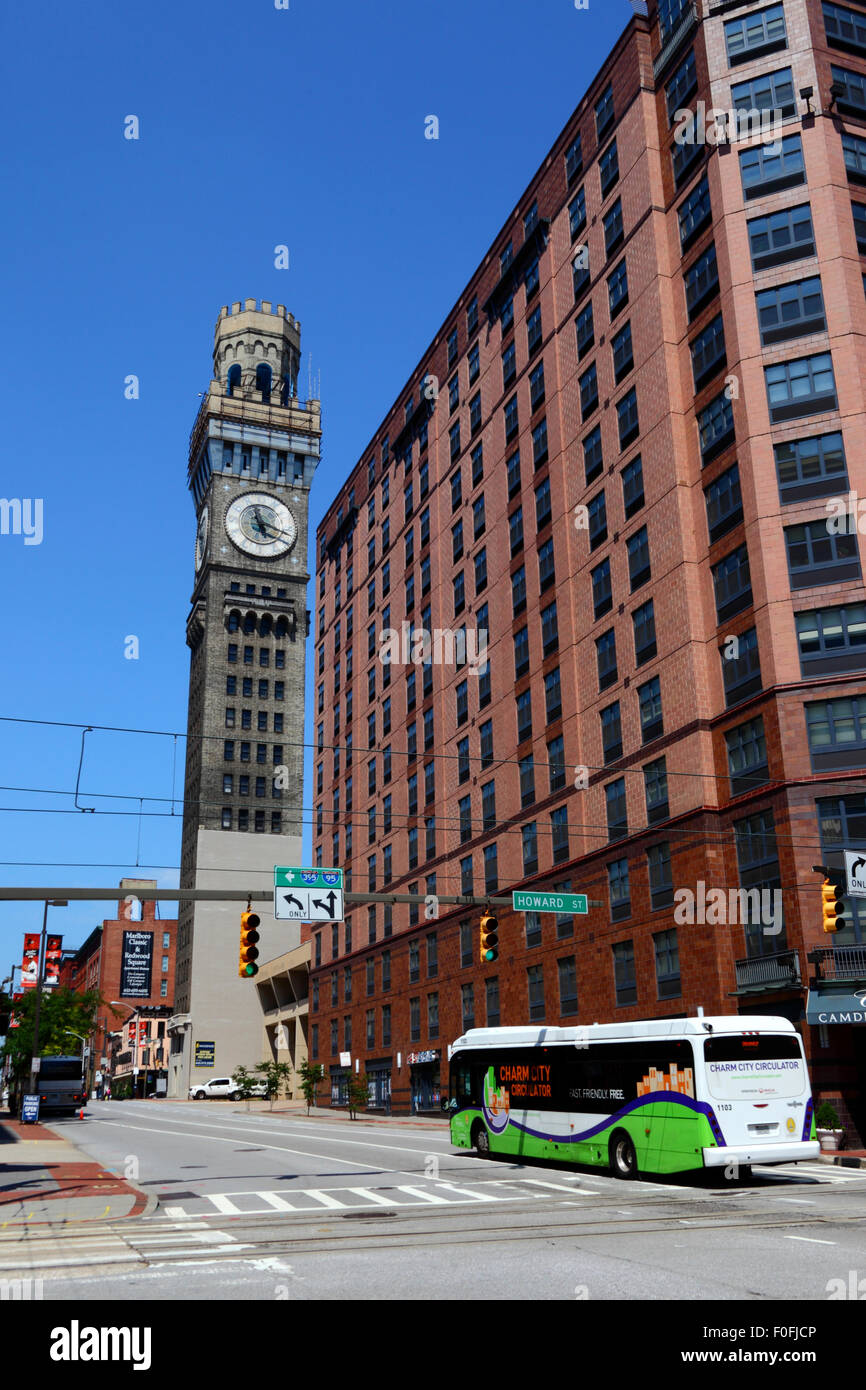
{"left": 0, "top": 1114, "right": 153, "bottom": 1224}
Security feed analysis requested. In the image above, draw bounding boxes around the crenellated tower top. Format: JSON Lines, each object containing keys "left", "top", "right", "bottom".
{"left": 213, "top": 298, "right": 302, "bottom": 398}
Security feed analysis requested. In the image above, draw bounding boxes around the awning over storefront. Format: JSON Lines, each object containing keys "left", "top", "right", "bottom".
{"left": 806, "top": 989, "right": 866, "bottom": 1025}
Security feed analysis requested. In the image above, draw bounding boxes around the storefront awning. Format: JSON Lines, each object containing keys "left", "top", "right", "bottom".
{"left": 806, "top": 989, "right": 866, "bottom": 1025}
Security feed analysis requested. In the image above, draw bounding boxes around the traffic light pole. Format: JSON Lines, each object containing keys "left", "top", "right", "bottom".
{"left": 0, "top": 888, "right": 605, "bottom": 908}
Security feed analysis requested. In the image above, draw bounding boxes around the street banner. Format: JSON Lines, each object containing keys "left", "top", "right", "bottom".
{"left": 138, "top": 1020, "right": 148, "bottom": 1043}
{"left": 127, "top": 1021, "right": 136, "bottom": 1047}
{"left": 20, "top": 933, "right": 40, "bottom": 990}
{"left": 119, "top": 929, "right": 154, "bottom": 998}
{"left": 43, "top": 934, "right": 62, "bottom": 988}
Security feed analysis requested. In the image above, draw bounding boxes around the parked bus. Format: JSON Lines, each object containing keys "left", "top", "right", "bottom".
{"left": 448, "top": 1015, "right": 819, "bottom": 1177}
{"left": 25, "top": 1055, "right": 86, "bottom": 1116}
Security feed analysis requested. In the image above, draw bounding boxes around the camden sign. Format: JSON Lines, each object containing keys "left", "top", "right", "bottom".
{"left": 806, "top": 989, "right": 866, "bottom": 1026}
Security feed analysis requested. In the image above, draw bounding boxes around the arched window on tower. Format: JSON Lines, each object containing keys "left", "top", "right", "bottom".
{"left": 275, "top": 617, "right": 288, "bottom": 639}
{"left": 227, "top": 363, "right": 241, "bottom": 397}
{"left": 227, "top": 611, "right": 241, "bottom": 633}
{"left": 243, "top": 613, "right": 256, "bottom": 634}
{"left": 256, "top": 363, "right": 272, "bottom": 403}
{"left": 260, "top": 615, "right": 273, "bottom": 637}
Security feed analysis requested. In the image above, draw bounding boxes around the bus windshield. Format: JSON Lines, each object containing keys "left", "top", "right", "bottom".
{"left": 39, "top": 1057, "right": 84, "bottom": 1082}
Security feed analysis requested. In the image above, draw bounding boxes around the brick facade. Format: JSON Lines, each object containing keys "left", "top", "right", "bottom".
{"left": 309, "top": 0, "right": 866, "bottom": 1134}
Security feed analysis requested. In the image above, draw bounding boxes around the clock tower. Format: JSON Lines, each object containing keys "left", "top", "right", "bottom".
{"left": 168, "top": 299, "right": 320, "bottom": 1097}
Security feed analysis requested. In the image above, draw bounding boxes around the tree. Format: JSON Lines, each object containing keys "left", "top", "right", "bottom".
{"left": 297, "top": 1060, "right": 325, "bottom": 1114}
{"left": 231, "top": 1064, "right": 257, "bottom": 1110}
{"left": 255, "top": 1060, "right": 292, "bottom": 1109}
{"left": 347, "top": 1073, "right": 370, "bottom": 1121}
{"left": 1, "top": 988, "right": 110, "bottom": 1084}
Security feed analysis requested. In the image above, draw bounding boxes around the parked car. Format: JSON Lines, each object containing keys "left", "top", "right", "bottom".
{"left": 188, "top": 1076, "right": 268, "bottom": 1100}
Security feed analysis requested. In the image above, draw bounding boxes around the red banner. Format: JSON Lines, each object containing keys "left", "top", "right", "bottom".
{"left": 138, "top": 1021, "right": 148, "bottom": 1042}
{"left": 44, "top": 935, "right": 62, "bottom": 989}
{"left": 20, "top": 934, "right": 40, "bottom": 990}
{"left": 127, "top": 1021, "right": 136, "bottom": 1048}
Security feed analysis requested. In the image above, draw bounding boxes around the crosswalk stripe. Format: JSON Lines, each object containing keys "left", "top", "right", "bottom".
{"left": 344, "top": 1186, "right": 396, "bottom": 1206}
{"left": 206, "top": 1194, "right": 244, "bottom": 1215}
{"left": 302, "top": 1189, "right": 346, "bottom": 1209}
{"left": 395, "top": 1185, "right": 451, "bottom": 1204}
{"left": 163, "top": 1206, "right": 195, "bottom": 1219}
{"left": 432, "top": 1182, "right": 498, "bottom": 1202}
{"left": 254, "top": 1191, "right": 298, "bottom": 1212}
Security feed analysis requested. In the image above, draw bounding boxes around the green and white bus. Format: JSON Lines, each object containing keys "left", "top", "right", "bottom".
{"left": 448, "top": 1015, "right": 819, "bottom": 1177}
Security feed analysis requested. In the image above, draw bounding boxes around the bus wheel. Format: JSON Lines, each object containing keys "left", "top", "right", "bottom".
{"left": 609, "top": 1131, "right": 639, "bottom": 1179}
{"left": 471, "top": 1121, "right": 491, "bottom": 1157}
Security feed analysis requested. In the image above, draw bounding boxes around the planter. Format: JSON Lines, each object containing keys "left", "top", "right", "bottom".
{"left": 818, "top": 1128, "right": 844, "bottom": 1152}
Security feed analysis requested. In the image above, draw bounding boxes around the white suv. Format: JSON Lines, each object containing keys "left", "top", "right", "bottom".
{"left": 189, "top": 1077, "right": 267, "bottom": 1100}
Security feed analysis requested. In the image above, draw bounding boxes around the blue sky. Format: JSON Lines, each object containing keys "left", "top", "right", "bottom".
{"left": 0, "top": 0, "right": 633, "bottom": 970}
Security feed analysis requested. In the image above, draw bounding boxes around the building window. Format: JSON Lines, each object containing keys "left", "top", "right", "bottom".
{"left": 588, "top": 491, "right": 607, "bottom": 550}
{"left": 579, "top": 363, "right": 598, "bottom": 420}
{"left": 606, "top": 778, "right": 627, "bottom": 842}
{"left": 527, "top": 305, "right": 543, "bottom": 356}
{"left": 713, "top": 543, "right": 753, "bottom": 622}
{"left": 612, "top": 322, "right": 634, "bottom": 384}
{"left": 608, "top": 259, "right": 629, "bottom": 317}
{"left": 541, "top": 599, "right": 559, "bottom": 656}
{"left": 527, "top": 963, "right": 545, "bottom": 1022}
{"left": 597, "top": 628, "right": 617, "bottom": 690}
{"left": 633, "top": 598, "right": 656, "bottom": 666}
{"left": 705, "top": 463, "right": 743, "bottom": 544}
{"left": 784, "top": 519, "right": 860, "bottom": 589}
{"left": 719, "top": 625, "right": 761, "bottom": 705}
{"left": 613, "top": 940, "right": 637, "bottom": 1006}
{"left": 804, "top": 606, "right": 865, "bottom": 682}
{"left": 608, "top": 857, "right": 631, "bottom": 922}
{"left": 603, "top": 199, "right": 624, "bottom": 258}
{"left": 547, "top": 735, "right": 565, "bottom": 793}
{"left": 831, "top": 63, "right": 866, "bottom": 115}
{"left": 512, "top": 564, "right": 527, "bottom": 616}
{"left": 654, "top": 928, "right": 681, "bottom": 1000}
{"left": 748, "top": 204, "right": 815, "bottom": 273}
{"left": 732, "top": 66, "right": 796, "bottom": 121}
{"left": 583, "top": 425, "right": 603, "bottom": 486}
{"left": 601, "top": 702, "right": 622, "bottom": 764}
{"left": 757, "top": 276, "right": 826, "bottom": 346}
{"left": 480, "top": 720, "right": 494, "bottom": 769}
{"left": 627, "top": 525, "right": 651, "bottom": 591}
{"left": 566, "top": 132, "right": 583, "bottom": 184}
{"left": 592, "top": 557, "right": 612, "bottom": 620}
{"left": 690, "top": 313, "right": 726, "bottom": 391}
{"left": 739, "top": 133, "right": 804, "bottom": 199}
{"left": 764, "top": 352, "right": 837, "bottom": 423}
{"left": 638, "top": 674, "right": 663, "bottom": 744}
{"left": 684, "top": 242, "right": 719, "bottom": 321}
{"left": 600, "top": 139, "right": 619, "bottom": 197}
{"left": 644, "top": 757, "right": 669, "bottom": 824}
{"left": 569, "top": 185, "right": 587, "bottom": 240}
{"left": 726, "top": 715, "right": 769, "bottom": 794}
{"left": 806, "top": 697, "right": 866, "bottom": 771}
{"left": 698, "top": 390, "right": 735, "bottom": 464}
{"left": 558, "top": 956, "right": 578, "bottom": 1016}
{"left": 647, "top": 841, "right": 674, "bottom": 909}
{"left": 666, "top": 47, "right": 697, "bottom": 122}
{"left": 678, "top": 174, "right": 711, "bottom": 250}
{"left": 595, "top": 82, "right": 614, "bottom": 140}
{"left": 483, "top": 843, "right": 498, "bottom": 893}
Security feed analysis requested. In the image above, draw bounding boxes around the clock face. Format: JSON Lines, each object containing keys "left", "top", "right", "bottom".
{"left": 224, "top": 492, "right": 297, "bottom": 558}
{"left": 195, "top": 507, "right": 209, "bottom": 571}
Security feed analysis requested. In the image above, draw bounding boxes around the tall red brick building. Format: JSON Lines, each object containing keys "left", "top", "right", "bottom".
{"left": 311, "top": 0, "right": 866, "bottom": 1132}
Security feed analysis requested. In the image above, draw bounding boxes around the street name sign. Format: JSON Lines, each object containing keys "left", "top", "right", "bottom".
{"left": 274, "top": 868, "right": 344, "bottom": 922}
{"left": 845, "top": 851, "right": 866, "bottom": 899}
{"left": 512, "top": 891, "right": 588, "bottom": 914}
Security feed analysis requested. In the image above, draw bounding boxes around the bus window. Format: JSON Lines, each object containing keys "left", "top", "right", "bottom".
{"left": 453, "top": 1063, "right": 478, "bottom": 1106}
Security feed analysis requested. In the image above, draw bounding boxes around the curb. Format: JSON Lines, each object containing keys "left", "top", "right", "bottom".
{"left": 0, "top": 1113, "right": 158, "bottom": 1223}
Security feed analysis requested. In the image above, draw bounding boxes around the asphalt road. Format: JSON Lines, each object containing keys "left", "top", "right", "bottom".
{"left": 10, "top": 1100, "right": 866, "bottom": 1301}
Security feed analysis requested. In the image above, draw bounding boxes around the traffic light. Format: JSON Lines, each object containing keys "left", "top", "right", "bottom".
{"left": 479, "top": 911, "right": 499, "bottom": 964}
{"left": 239, "top": 911, "right": 261, "bottom": 977}
{"left": 821, "top": 879, "right": 845, "bottom": 934}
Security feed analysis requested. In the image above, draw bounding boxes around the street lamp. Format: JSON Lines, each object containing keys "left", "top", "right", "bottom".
{"left": 29, "top": 900, "right": 67, "bottom": 1091}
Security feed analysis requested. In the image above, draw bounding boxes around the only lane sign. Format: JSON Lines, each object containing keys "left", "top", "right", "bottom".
{"left": 274, "top": 886, "right": 345, "bottom": 922}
